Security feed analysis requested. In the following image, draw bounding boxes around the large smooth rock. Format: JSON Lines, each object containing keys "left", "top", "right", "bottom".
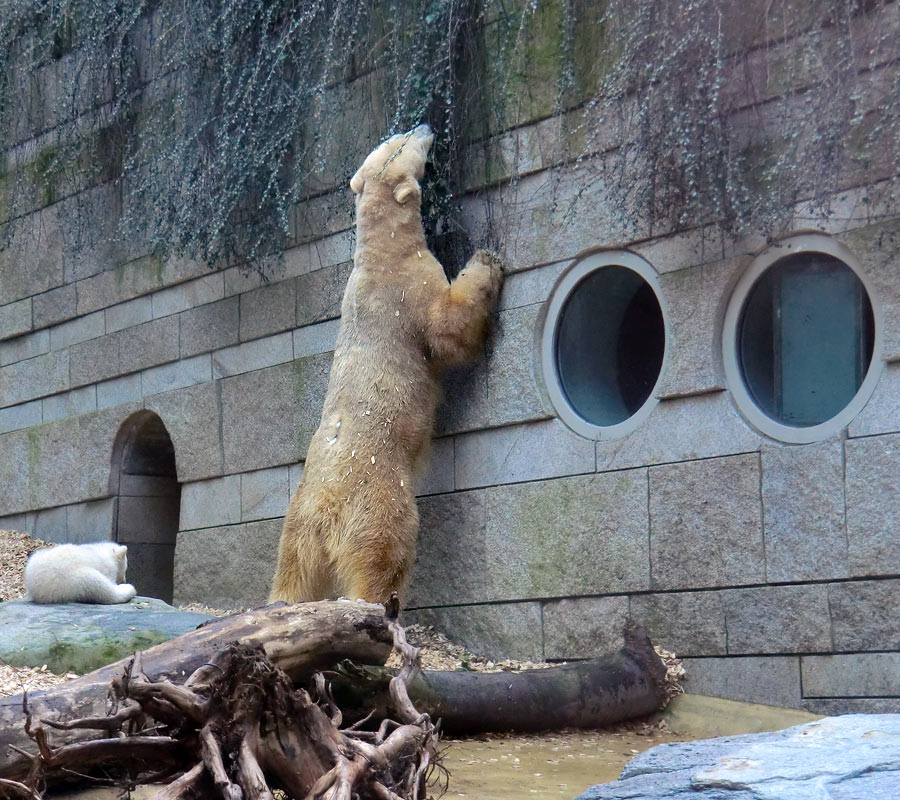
{"left": 576, "top": 714, "right": 900, "bottom": 800}
{"left": 0, "top": 597, "right": 212, "bottom": 673}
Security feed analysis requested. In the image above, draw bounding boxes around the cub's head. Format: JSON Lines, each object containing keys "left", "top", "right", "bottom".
{"left": 350, "top": 124, "right": 434, "bottom": 206}
{"left": 113, "top": 543, "right": 128, "bottom": 583}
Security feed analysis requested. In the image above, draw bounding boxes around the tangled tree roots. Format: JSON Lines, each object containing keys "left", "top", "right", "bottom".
{"left": 5, "top": 598, "right": 440, "bottom": 800}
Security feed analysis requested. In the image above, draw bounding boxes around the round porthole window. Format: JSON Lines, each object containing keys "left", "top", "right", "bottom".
{"left": 541, "top": 250, "right": 667, "bottom": 440}
{"left": 723, "top": 233, "right": 881, "bottom": 443}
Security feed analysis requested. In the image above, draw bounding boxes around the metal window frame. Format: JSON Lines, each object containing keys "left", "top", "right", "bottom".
{"left": 540, "top": 249, "right": 669, "bottom": 441}
{"left": 722, "top": 232, "right": 883, "bottom": 444}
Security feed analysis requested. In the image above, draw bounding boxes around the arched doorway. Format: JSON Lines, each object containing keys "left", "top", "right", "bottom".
{"left": 109, "top": 411, "right": 181, "bottom": 602}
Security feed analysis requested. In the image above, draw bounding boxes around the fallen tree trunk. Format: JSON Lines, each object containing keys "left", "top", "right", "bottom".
{"left": 329, "top": 621, "right": 669, "bottom": 733}
{"left": 0, "top": 600, "right": 393, "bottom": 779}
{"left": 0, "top": 604, "right": 670, "bottom": 793}
{"left": 0, "top": 598, "right": 439, "bottom": 799}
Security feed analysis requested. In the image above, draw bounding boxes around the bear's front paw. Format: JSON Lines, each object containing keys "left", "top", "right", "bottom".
{"left": 470, "top": 249, "right": 502, "bottom": 270}
{"left": 117, "top": 583, "right": 137, "bottom": 602}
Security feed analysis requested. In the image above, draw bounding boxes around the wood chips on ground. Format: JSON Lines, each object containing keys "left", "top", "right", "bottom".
{"left": 0, "top": 529, "right": 51, "bottom": 601}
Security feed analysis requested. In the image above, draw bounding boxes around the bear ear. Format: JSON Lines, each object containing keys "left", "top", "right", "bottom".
{"left": 350, "top": 168, "right": 365, "bottom": 195}
{"left": 393, "top": 177, "right": 420, "bottom": 205}
{"left": 115, "top": 544, "right": 127, "bottom": 557}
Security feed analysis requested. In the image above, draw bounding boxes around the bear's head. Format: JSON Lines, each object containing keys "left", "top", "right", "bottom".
{"left": 350, "top": 124, "right": 434, "bottom": 206}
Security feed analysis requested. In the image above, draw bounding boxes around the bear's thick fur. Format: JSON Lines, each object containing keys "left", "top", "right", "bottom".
{"left": 25, "top": 542, "right": 136, "bottom": 604}
{"left": 270, "top": 125, "right": 502, "bottom": 605}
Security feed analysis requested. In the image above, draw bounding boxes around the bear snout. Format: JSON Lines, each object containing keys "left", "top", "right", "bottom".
{"left": 411, "top": 123, "right": 434, "bottom": 152}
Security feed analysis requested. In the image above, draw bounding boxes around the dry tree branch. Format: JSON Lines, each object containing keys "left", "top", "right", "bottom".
{"left": 1, "top": 601, "right": 441, "bottom": 800}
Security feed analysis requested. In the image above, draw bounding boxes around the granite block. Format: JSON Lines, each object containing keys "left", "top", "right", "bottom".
{"left": 29, "top": 505, "right": 69, "bottom": 544}
{"left": 410, "top": 471, "right": 650, "bottom": 607}
{"left": 211, "top": 332, "right": 294, "bottom": 379}
{"left": 42, "top": 385, "right": 97, "bottom": 422}
{"left": 723, "top": 585, "right": 832, "bottom": 654}
{"left": 845, "top": 434, "right": 900, "bottom": 576}
{"left": 633, "top": 224, "right": 725, "bottom": 274}
{"left": 65, "top": 498, "right": 116, "bottom": 543}
{"left": 496, "top": 261, "right": 565, "bottom": 311}
{"left": 240, "top": 280, "right": 297, "bottom": 342}
{"left": 220, "top": 355, "right": 330, "bottom": 474}
{"left": 144, "top": 382, "right": 223, "bottom": 482}
{"left": 180, "top": 476, "right": 242, "bottom": 531}
{"left": 0, "top": 399, "right": 43, "bottom": 434}
{"left": 629, "top": 590, "right": 728, "bottom": 656}
{"left": 105, "top": 296, "right": 153, "bottom": 334}
{"left": 0, "top": 299, "right": 33, "bottom": 341}
{"left": 173, "top": 519, "right": 282, "bottom": 608}
{"left": 241, "top": 466, "right": 291, "bottom": 521}
{"left": 0, "top": 350, "right": 69, "bottom": 408}
{"left": 455, "top": 417, "right": 594, "bottom": 490}
{"left": 436, "top": 304, "right": 549, "bottom": 436}
{"left": 654, "top": 259, "right": 741, "bottom": 398}
{"left": 179, "top": 297, "right": 240, "bottom": 358}
{"left": 415, "top": 436, "right": 455, "bottom": 496}
{"left": 282, "top": 231, "right": 353, "bottom": 278}
{"left": 75, "top": 255, "right": 164, "bottom": 316}
{"left": 151, "top": 273, "right": 224, "bottom": 319}
{"left": 294, "top": 262, "right": 352, "bottom": 328}
{"left": 96, "top": 373, "right": 142, "bottom": 410}
{"left": 0, "top": 329, "right": 49, "bottom": 367}
{"left": 849, "top": 363, "right": 900, "bottom": 438}
{"left": 404, "top": 602, "right": 544, "bottom": 661}
{"left": 119, "top": 317, "right": 180, "bottom": 373}
{"left": 761, "top": 437, "right": 848, "bottom": 582}
{"left": 292, "top": 318, "right": 341, "bottom": 358}
{"left": 33, "top": 284, "right": 76, "bottom": 329}
{"left": 597, "top": 392, "right": 762, "bottom": 473}
{"left": 542, "top": 596, "right": 630, "bottom": 659}
{"left": 802, "top": 653, "right": 900, "bottom": 697}
{"left": 69, "top": 333, "right": 121, "bottom": 386}
{"left": 49, "top": 310, "right": 104, "bottom": 351}
{"left": 649, "top": 454, "right": 765, "bottom": 590}
{"left": 679, "top": 655, "right": 803, "bottom": 708}
{"left": 141, "top": 354, "right": 211, "bottom": 397}
{"left": 828, "top": 580, "right": 900, "bottom": 651}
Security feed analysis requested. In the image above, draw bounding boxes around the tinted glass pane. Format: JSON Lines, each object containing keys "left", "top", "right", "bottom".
{"left": 555, "top": 266, "right": 665, "bottom": 427}
{"left": 737, "top": 252, "right": 874, "bottom": 427}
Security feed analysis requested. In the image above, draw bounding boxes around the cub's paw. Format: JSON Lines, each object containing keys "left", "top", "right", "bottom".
{"left": 116, "top": 583, "right": 137, "bottom": 603}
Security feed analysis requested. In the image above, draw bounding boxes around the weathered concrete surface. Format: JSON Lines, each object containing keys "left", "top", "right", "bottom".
{"left": 577, "top": 714, "right": 900, "bottom": 800}
{"left": 0, "top": 597, "right": 211, "bottom": 673}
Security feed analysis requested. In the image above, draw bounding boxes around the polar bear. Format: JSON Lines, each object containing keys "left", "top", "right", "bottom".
{"left": 270, "top": 124, "right": 503, "bottom": 605}
{"left": 25, "top": 542, "right": 137, "bottom": 604}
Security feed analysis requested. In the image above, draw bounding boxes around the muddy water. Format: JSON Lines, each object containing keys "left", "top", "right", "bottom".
{"left": 441, "top": 729, "right": 694, "bottom": 800}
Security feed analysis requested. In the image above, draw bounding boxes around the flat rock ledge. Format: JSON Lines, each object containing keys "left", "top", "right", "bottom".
{"left": 0, "top": 597, "right": 212, "bottom": 674}
{"left": 577, "top": 713, "right": 900, "bottom": 800}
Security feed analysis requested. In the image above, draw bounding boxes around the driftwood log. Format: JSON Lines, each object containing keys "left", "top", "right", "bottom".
{"left": 330, "top": 621, "right": 669, "bottom": 733}
{"left": 0, "top": 598, "right": 438, "bottom": 799}
{"left": 0, "top": 601, "right": 669, "bottom": 797}
{"left": 0, "top": 600, "right": 395, "bottom": 781}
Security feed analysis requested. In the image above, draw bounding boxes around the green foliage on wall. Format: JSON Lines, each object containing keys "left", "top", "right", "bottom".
{"left": 1, "top": 0, "right": 898, "bottom": 272}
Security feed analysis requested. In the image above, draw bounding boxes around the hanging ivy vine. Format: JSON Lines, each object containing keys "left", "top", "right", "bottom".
{"left": 0, "top": 0, "right": 898, "bottom": 275}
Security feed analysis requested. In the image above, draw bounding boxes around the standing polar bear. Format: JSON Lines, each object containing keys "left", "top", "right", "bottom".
{"left": 270, "top": 124, "right": 503, "bottom": 605}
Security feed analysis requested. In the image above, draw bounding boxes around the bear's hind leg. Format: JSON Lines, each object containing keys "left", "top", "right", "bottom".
{"left": 269, "top": 529, "right": 335, "bottom": 603}
{"left": 335, "top": 512, "right": 418, "bottom": 606}
{"left": 73, "top": 567, "right": 136, "bottom": 604}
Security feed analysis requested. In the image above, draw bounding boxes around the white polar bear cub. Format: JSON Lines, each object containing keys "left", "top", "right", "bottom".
{"left": 25, "top": 542, "right": 137, "bottom": 604}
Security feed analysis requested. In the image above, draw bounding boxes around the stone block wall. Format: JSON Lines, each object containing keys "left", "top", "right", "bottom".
{"left": 2, "top": 1, "right": 900, "bottom": 713}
